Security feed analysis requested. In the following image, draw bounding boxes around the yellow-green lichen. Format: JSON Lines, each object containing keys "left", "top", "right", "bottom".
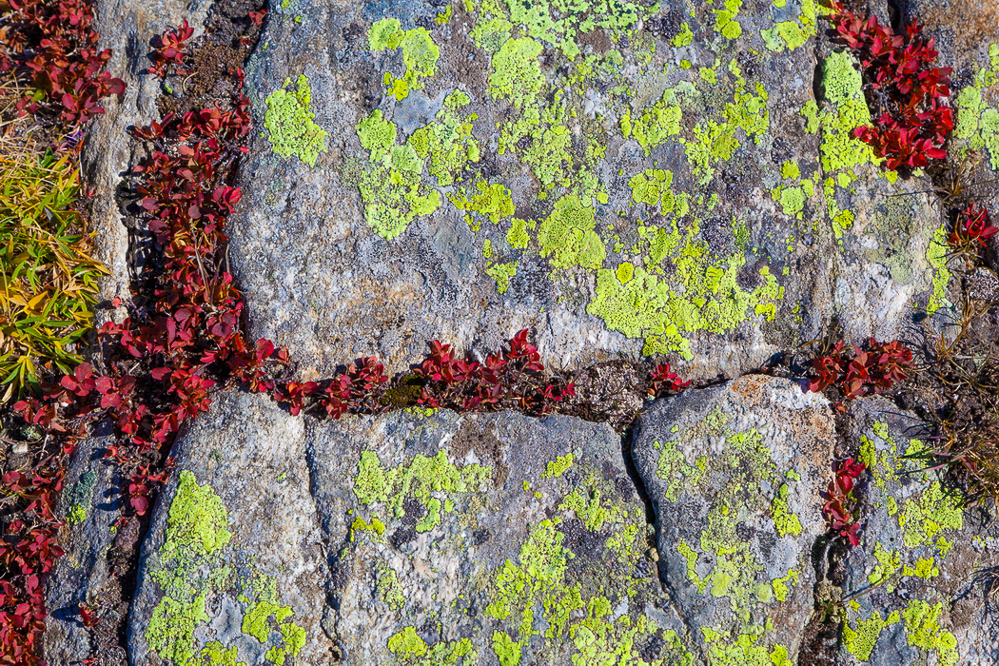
{"left": 761, "top": 0, "right": 818, "bottom": 52}
{"left": 587, "top": 216, "right": 782, "bottom": 359}
{"left": 926, "top": 226, "right": 951, "bottom": 314}
{"left": 628, "top": 168, "right": 689, "bottom": 217}
{"left": 488, "top": 37, "right": 546, "bottom": 109}
{"left": 771, "top": 483, "right": 801, "bottom": 537}
{"left": 620, "top": 90, "right": 682, "bottom": 156}
{"left": 537, "top": 193, "right": 606, "bottom": 270}
{"left": 369, "top": 19, "right": 440, "bottom": 100}
{"left": 953, "top": 43, "right": 999, "bottom": 169}
{"left": 264, "top": 75, "right": 328, "bottom": 167}
{"left": 843, "top": 610, "right": 899, "bottom": 662}
{"left": 356, "top": 110, "right": 441, "bottom": 239}
{"left": 543, "top": 452, "right": 575, "bottom": 478}
{"left": 713, "top": 0, "right": 743, "bottom": 39}
{"left": 352, "top": 449, "right": 491, "bottom": 531}
{"left": 486, "top": 260, "right": 518, "bottom": 294}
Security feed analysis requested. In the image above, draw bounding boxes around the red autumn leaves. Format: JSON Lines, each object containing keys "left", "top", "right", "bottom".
{"left": 823, "top": 457, "right": 866, "bottom": 546}
{"left": 828, "top": 2, "right": 954, "bottom": 171}
{"left": 808, "top": 338, "right": 914, "bottom": 401}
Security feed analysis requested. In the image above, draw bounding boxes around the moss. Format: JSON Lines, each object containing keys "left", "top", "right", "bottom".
{"left": 537, "top": 194, "right": 606, "bottom": 270}
{"left": 264, "top": 75, "right": 328, "bottom": 167}
{"left": 369, "top": 19, "right": 440, "bottom": 100}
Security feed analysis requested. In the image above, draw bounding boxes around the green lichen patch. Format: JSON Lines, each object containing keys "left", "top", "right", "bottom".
{"left": 537, "top": 193, "right": 606, "bottom": 270}
{"left": 369, "top": 19, "right": 441, "bottom": 100}
{"left": 144, "top": 472, "right": 307, "bottom": 665}
{"left": 352, "top": 449, "right": 492, "bottom": 531}
{"left": 953, "top": 43, "right": 999, "bottom": 170}
{"left": 264, "top": 75, "right": 328, "bottom": 167}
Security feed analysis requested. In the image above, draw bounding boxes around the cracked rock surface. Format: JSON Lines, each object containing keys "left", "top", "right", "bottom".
{"left": 42, "top": 0, "right": 999, "bottom": 663}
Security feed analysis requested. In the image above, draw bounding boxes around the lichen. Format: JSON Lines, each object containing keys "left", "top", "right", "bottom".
{"left": 620, "top": 90, "right": 683, "bottom": 156}
{"left": 488, "top": 37, "right": 546, "bottom": 109}
{"left": 953, "top": 43, "right": 999, "bottom": 169}
{"left": 537, "top": 193, "right": 606, "bottom": 270}
{"left": 352, "top": 449, "right": 491, "bottom": 531}
{"left": 264, "top": 75, "right": 328, "bottom": 167}
{"left": 369, "top": 19, "right": 440, "bottom": 100}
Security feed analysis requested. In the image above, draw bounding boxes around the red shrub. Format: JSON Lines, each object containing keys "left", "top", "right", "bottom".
{"left": 822, "top": 457, "right": 866, "bottom": 546}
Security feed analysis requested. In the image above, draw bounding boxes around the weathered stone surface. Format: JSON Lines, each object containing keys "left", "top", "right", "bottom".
{"left": 229, "top": 0, "right": 952, "bottom": 382}
{"left": 632, "top": 375, "right": 835, "bottom": 663}
{"left": 120, "top": 389, "right": 694, "bottom": 664}
{"left": 838, "top": 398, "right": 999, "bottom": 666}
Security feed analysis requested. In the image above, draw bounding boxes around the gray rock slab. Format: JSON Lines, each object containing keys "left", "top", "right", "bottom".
{"left": 122, "top": 389, "right": 698, "bottom": 665}
{"left": 229, "top": 0, "right": 957, "bottom": 382}
{"left": 838, "top": 397, "right": 999, "bottom": 666}
{"left": 631, "top": 374, "right": 835, "bottom": 663}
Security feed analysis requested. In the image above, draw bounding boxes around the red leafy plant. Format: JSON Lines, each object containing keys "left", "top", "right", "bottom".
{"left": 648, "top": 363, "right": 691, "bottom": 398}
{"left": 827, "top": 2, "right": 954, "bottom": 171}
{"left": 807, "top": 338, "right": 913, "bottom": 401}
{"left": 948, "top": 202, "right": 998, "bottom": 252}
{"left": 1, "top": 0, "right": 125, "bottom": 132}
{"left": 822, "top": 457, "right": 866, "bottom": 546}
{"left": 147, "top": 19, "right": 194, "bottom": 78}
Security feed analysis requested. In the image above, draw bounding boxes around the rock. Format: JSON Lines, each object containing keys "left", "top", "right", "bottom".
{"left": 837, "top": 398, "right": 999, "bottom": 666}
{"left": 121, "top": 389, "right": 695, "bottom": 664}
{"left": 229, "top": 0, "right": 951, "bottom": 381}
{"left": 631, "top": 374, "right": 836, "bottom": 663}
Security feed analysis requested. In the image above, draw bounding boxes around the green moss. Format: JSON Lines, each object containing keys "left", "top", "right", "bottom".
{"left": 264, "top": 75, "right": 328, "bottom": 167}
{"left": 898, "top": 480, "right": 963, "bottom": 549}
{"left": 375, "top": 561, "right": 406, "bottom": 611}
{"left": 149, "top": 471, "right": 232, "bottom": 606}
{"left": 537, "top": 193, "right": 606, "bottom": 270}
{"left": 352, "top": 449, "right": 492, "bottom": 529}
